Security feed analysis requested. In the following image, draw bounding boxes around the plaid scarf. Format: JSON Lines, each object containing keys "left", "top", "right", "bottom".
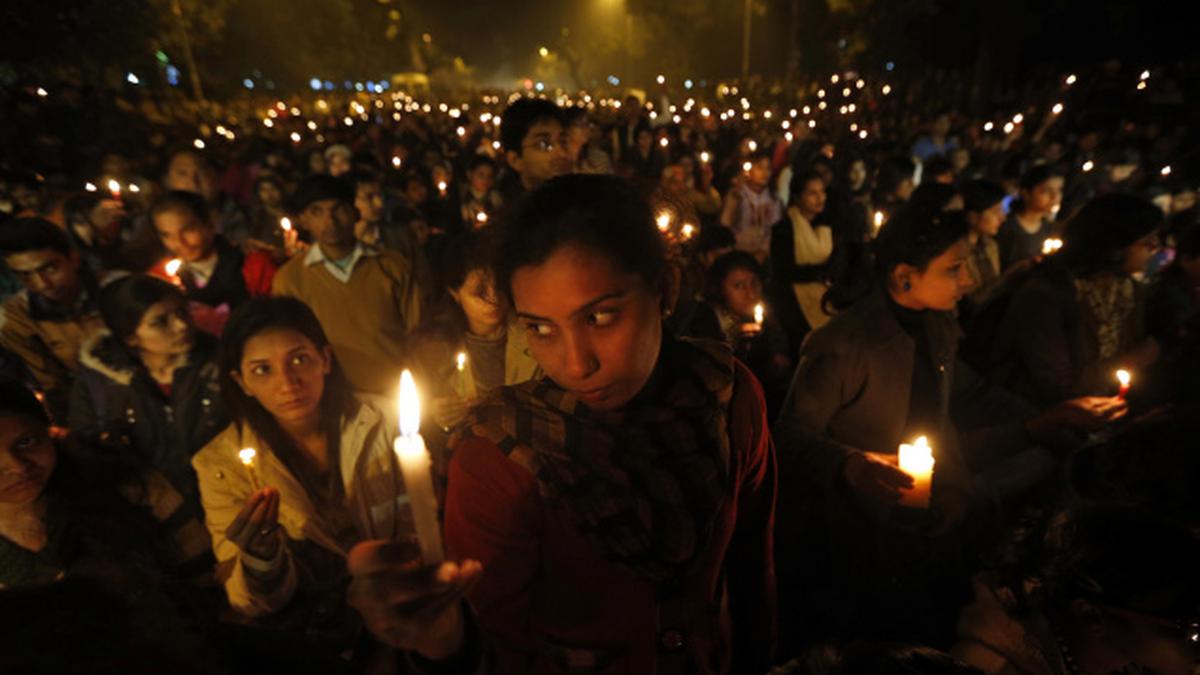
{"left": 451, "top": 337, "right": 734, "bottom": 582}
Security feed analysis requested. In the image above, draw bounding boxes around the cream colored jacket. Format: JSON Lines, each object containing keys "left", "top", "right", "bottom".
{"left": 192, "top": 396, "right": 417, "bottom": 617}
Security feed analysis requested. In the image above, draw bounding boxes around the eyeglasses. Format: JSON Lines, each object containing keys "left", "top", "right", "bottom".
{"left": 523, "top": 135, "right": 568, "bottom": 153}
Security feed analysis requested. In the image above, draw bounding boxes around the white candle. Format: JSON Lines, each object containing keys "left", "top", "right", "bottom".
{"left": 238, "top": 447, "right": 261, "bottom": 491}
{"left": 394, "top": 370, "right": 445, "bottom": 564}
{"left": 897, "top": 435, "right": 935, "bottom": 509}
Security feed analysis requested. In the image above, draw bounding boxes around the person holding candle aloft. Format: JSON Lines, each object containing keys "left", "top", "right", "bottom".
{"left": 435, "top": 174, "right": 776, "bottom": 674}
{"left": 193, "top": 297, "right": 478, "bottom": 666}
{"left": 988, "top": 194, "right": 1164, "bottom": 406}
{"left": 772, "top": 204, "right": 1126, "bottom": 653}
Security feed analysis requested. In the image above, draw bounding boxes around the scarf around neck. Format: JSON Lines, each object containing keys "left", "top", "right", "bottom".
{"left": 450, "top": 337, "right": 734, "bottom": 582}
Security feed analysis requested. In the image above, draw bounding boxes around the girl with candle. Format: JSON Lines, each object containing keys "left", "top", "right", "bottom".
{"left": 987, "top": 194, "right": 1163, "bottom": 405}
{"left": 773, "top": 204, "right": 1126, "bottom": 652}
{"left": 406, "top": 233, "right": 540, "bottom": 456}
{"left": 70, "top": 275, "right": 227, "bottom": 524}
{"left": 192, "top": 296, "right": 479, "bottom": 664}
{"left": 995, "top": 165, "right": 1064, "bottom": 270}
{"left": 429, "top": 174, "right": 775, "bottom": 674}
{"left": 684, "top": 250, "right": 792, "bottom": 419}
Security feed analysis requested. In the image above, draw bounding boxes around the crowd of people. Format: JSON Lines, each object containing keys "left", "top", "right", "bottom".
{"left": 0, "top": 60, "right": 1198, "bottom": 675}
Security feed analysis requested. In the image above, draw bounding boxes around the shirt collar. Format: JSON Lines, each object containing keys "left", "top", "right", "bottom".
{"left": 304, "top": 242, "right": 378, "bottom": 283}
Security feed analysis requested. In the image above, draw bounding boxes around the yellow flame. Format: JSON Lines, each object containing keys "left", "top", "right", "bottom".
{"left": 398, "top": 370, "right": 421, "bottom": 436}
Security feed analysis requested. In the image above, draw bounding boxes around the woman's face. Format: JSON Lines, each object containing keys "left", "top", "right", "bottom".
{"left": 233, "top": 328, "right": 332, "bottom": 427}
{"left": 721, "top": 268, "right": 762, "bottom": 318}
{"left": 452, "top": 269, "right": 505, "bottom": 332}
{"left": 895, "top": 239, "right": 973, "bottom": 311}
{"left": 129, "top": 298, "right": 193, "bottom": 358}
{"left": 1124, "top": 232, "right": 1162, "bottom": 275}
{"left": 972, "top": 202, "right": 1006, "bottom": 237}
{"left": 153, "top": 208, "right": 215, "bottom": 263}
{"left": 511, "top": 245, "right": 663, "bottom": 412}
{"left": 0, "top": 412, "right": 56, "bottom": 506}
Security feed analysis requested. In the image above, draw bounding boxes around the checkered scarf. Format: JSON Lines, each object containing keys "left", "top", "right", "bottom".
{"left": 451, "top": 337, "right": 734, "bottom": 582}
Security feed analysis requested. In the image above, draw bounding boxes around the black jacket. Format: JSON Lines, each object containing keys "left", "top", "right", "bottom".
{"left": 68, "top": 331, "right": 227, "bottom": 509}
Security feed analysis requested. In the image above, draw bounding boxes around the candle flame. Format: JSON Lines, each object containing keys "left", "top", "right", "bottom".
{"left": 392, "top": 156, "right": 402, "bottom": 168}
{"left": 874, "top": 211, "right": 885, "bottom": 229}
{"left": 1041, "top": 238, "right": 1063, "bottom": 255}
{"left": 280, "top": 217, "right": 292, "bottom": 232}
{"left": 107, "top": 179, "right": 121, "bottom": 194}
{"left": 398, "top": 370, "right": 421, "bottom": 436}
{"left": 476, "top": 211, "right": 488, "bottom": 223}
{"left": 165, "top": 258, "right": 182, "bottom": 277}
{"left": 1116, "top": 369, "right": 1131, "bottom": 387}
{"left": 437, "top": 181, "right": 448, "bottom": 192}
{"left": 238, "top": 448, "right": 257, "bottom": 467}
{"left": 700, "top": 151, "right": 711, "bottom": 163}
{"left": 456, "top": 352, "right": 467, "bottom": 371}
{"left": 899, "top": 435, "right": 935, "bottom": 472}
{"left": 742, "top": 161, "right": 752, "bottom": 173}
{"left": 754, "top": 303, "right": 764, "bottom": 324}
{"left": 656, "top": 212, "right": 672, "bottom": 232}
{"left": 681, "top": 223, "right": 695, "bottom": 239}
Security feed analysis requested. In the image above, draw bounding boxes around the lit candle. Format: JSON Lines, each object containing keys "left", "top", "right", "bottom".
{"left": 475, "top": 211, "right": 488, "bottom": 226}
{"left": 1041, "top": 237, "right": 1063, "bottom": 255}
{"left": 897, "top": 435, "right": 935, "bottom": 509}
{"left": 742, "top": 161, "right": 752, "bottom": 173}
{"left": 700, "top": 151, "right": 711, "bottom": 164}
{"left": 394, "top": 371, "right": 445, "bottom": 564}
{"left": 164, "top": 255, "right": 182, "bottom": 284}
{"left": 437, "top": 180, "right": 448, "bottom": 197}
{"left": 873, "top": 210, "right": 885, "bottom": 233}
{"left": 392, "top": 156, "right": 402, "bottom": 168}
{"left": 106, "top": 179, "right": 122, "bottom": 201}
{"left": 1115, "top": 369, "right": 1131, "bottom": 399}
{"left": 753, "top": 303, "right": 764, "bottom": 326}
{"left": 681, "top": 223, "right": 695, "bottom": 240}
{"left": 238, "top": 448, "right": 262, "bottom": 491}
{"left": 656, "top": 212, "right": 671, "bottom": 232}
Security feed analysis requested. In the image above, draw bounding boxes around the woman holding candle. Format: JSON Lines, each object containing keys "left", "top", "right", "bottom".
{"left": 426, "top": 175, "right": 776, "bottom": 674}
{"left": 406, "top": 233, "right": 540, "bottom": 454}
{"left": 987, "top": 194, "right": 1163, "bottom": 405}
{"left": 773, "top": 204, "right": 1125, "bottom": 652}
{"left": 685, "top": 250, "right": 792, "bottom": 419}
{"left": 192, "top": 296, "right": 478, "bottom": 665}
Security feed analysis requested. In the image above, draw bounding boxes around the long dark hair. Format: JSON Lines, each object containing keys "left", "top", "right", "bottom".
{"left": 1059, "top": 193, "right": 1163, "bottom": 278}
{"left": 97, "top": 275, "right": 186, "bottom": 348}
{"left": 823, "top": 203, "right": 969, "bottom": 313}
{"left": 218, "top": 297, "right": 359, "bottom": 492}
{"left": 495, "top": 174, "right": 667, "bottom": 302}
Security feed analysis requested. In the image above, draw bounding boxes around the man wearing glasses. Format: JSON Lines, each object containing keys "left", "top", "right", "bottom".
{"left": 499, "top": 98, "right": 574, "bottom": 201}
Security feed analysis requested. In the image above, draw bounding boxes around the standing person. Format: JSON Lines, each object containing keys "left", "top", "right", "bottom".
{"left": 912, "top": 112, "right": 958, "bottom": 162}
{"left": 70, "top": 275, "right": 227, "bottom": 522}
{"left": 193, "top": 297, "right": 478, "bottom": 668}
{"left": 721, "top": 151, "right": 783, "bottom": 263}
{"left": 440, "top": 175, "right": 776, "bottom": 674}
{"left": 959, "top": 180, "right": 1010, "bottom": 310}
{"left": 148, "top": 190, "right": 277, "bottom": 335}
{"left": 996, "top": 166, "right": 1064, "bottom": 269}
{"left": 498, "top": 98, "right": 572, "bottom": 202}
{"left": 0, "top": 218, "right": 106, "bottom": 419}
{"left": 772, "top": 205, "right": 1124, "bottom": 653}
{"left": 406, "top": 234, "right": 540, "bottom": 463}
{"left": 769, "top": 170, "right": 834, "bottom": 353}
{"left": 989, "top": 194, "right": 1163, "bottom": 405}
{"left": 564, "top": 106, "right": 613, "bottom": 175}
{"left": 458, "top": 157, "right": 504, "bottom": 230}
{"left": 271, "top": 175, "right": 423, "bottom": 395}
{"left": 685, "top": 251, "right": 793, "bottom": 420}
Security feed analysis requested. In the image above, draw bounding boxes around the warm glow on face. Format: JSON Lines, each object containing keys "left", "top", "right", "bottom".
{"left": 398, "top": 370, "right": 421, "bottom": 436}
{"left": 238, "top": 448, "right": 257, "bottom": 466}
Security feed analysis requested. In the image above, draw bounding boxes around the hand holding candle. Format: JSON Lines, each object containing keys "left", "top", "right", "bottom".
{"left": 395, "top": 371, "right": 445, "bottom": 565}
{"left": 897, "top": 436, "right": 935, "bottom": 509}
